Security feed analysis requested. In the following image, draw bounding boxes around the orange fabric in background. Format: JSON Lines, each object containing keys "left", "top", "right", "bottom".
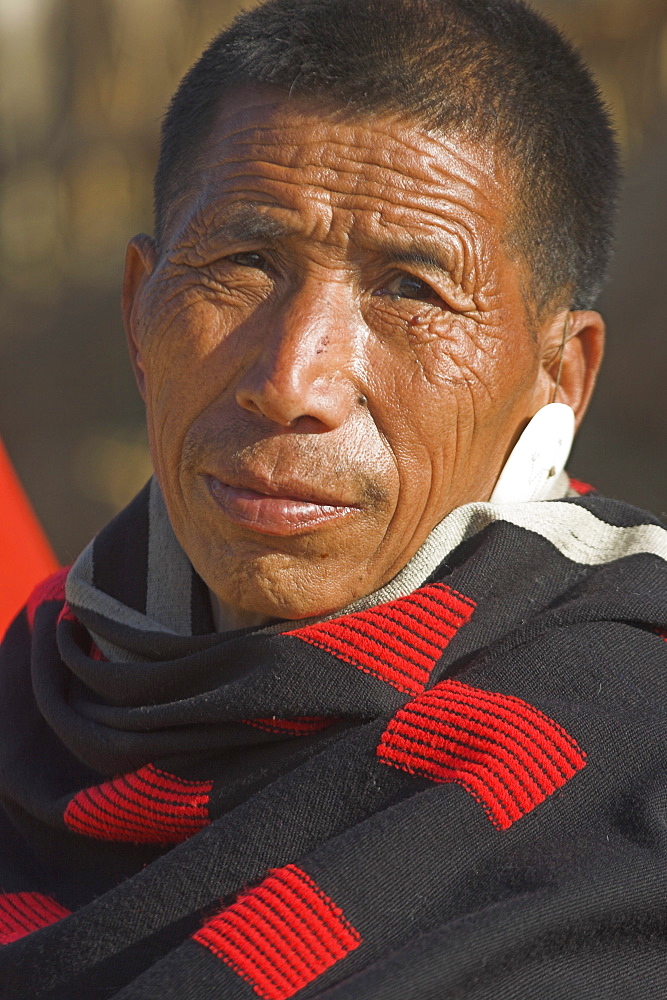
{"left": 0, "top": 438, "right": 59, "bottom": 639}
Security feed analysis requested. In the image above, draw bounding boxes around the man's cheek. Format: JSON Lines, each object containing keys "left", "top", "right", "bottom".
{"left": 144, "top": 375, "right": 200, "bottom": 499}
{"left": 386, "top": 374, "right": 494, "bottom": 518}
{"left": 140, "top": 311, "right": 224, "bottom": 443}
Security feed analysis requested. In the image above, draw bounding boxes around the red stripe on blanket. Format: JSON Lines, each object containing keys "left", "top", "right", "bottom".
{"left": 63, "top": 764, "right": 213, "bottom": 844}
{"left": 89, "top": 640, "right": 107, "bottom": 661}
{"left": 26, "top": 567, "right": 70, "bottom": 629}
{"left": 0, "top": 892, "right": 70, "bottom": 945}
{"left": 56, "top": 602, "right": 77, "bottom": 626}
{"left": 285, "top": 583, "right": 476, "bottom": 695}
{"left": 193, "top": 863, "right": 361, "bottom": 1000}
{"left": 568, "top": 477, "right": 595, "bottom": 496}
{"left": 378, "top": 679, "right": 586, "bottom": 830}
{"left": 652, "top": 626, "right": 667, "bottom": 643}
{"left": 243, "top": 717, "right": 338, "bottom": 736}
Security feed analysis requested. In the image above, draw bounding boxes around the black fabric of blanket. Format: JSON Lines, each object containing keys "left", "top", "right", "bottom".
{"left": 2, "top": 481, "right": 667, "bottom": 999}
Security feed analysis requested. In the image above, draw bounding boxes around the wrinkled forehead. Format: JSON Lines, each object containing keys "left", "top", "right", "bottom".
{"left": 163, "top": 87, "right": 513, "bottom": 265}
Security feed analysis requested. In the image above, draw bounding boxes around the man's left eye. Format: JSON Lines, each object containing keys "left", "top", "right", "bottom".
{"left": 375, "top": 274, "right": 442, "bottom": 304}
{"left": 227, "top": 251, "right": 270, "bottom": 271}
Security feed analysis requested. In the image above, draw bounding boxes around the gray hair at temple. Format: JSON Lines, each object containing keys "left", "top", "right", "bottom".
{"left": 154, "top": 0, "right": 621, "bottom": 318}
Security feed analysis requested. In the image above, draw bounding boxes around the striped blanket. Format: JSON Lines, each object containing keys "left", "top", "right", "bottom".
{"left": 1, "top": 477, "right": 667, "bottom": 998}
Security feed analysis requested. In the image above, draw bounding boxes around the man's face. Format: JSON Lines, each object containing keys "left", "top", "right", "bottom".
{"left": 124, "top": 88, "right": 555, "bottom": 625}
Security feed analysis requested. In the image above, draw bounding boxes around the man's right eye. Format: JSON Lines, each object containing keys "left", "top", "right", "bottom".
{"left": 227, "top": 251, "right": 270, "bottom": 271}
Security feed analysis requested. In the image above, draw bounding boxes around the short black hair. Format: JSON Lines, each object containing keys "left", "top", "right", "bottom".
{"left": 155, "top": 0, "right": 620, "bottom": 314}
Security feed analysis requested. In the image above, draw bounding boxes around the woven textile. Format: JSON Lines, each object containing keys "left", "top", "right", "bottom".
{"left": 1, "top": 478, "right": 667, "bottom": 998}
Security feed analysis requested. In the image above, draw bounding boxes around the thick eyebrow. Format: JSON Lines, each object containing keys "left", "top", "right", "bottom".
{"left": 372, "top": 237, "right": 461, "bottom": 284}
{"left": 383, "top": 247, "right": 450, "bottom": 274}
{"left": 203, "top": 204, "right": 296, "bottom": 246}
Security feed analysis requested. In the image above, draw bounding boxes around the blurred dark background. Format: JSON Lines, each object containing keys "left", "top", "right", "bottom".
{"left": 0, "top": 0, "right": 665, "bottom": 564}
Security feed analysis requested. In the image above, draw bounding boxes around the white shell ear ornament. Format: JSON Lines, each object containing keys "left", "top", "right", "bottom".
{"left": 490, "top": 314, "right": 575, "bottom": 504}
{"left": 489, "top": 402, "right": 575, "bottom": 503}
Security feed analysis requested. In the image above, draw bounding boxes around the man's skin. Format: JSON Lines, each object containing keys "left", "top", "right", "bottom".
{"left": 122, "top": 86, "right": 604, "bottom": 631}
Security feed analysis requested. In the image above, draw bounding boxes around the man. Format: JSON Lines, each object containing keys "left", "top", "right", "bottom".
{"left": 1, "top": 0, "right": 666, "bottom": 996}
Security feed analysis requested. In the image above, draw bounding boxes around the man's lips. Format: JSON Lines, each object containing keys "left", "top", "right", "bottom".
{"left": 205, "top": 475, "right": 359, "bottom": 535}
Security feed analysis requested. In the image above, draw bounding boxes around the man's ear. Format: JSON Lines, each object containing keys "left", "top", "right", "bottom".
{"left": 537, "top": 309, "right": 605, "bottom": 431}
{"left": 122, "top": 234, "right": 157, "bottom": 401}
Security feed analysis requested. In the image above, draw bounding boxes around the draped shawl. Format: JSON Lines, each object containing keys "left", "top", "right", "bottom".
{"left": 2, "top": 478, "right": 667, "bottom": 999}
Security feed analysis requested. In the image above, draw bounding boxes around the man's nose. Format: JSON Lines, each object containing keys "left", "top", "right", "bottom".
{"left": 234, "top": 283, "right": 360, "bottom": 430}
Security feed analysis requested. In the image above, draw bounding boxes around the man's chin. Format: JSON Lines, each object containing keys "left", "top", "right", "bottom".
{"left": 198, "top": 544, "right": 377, "bottom": 628}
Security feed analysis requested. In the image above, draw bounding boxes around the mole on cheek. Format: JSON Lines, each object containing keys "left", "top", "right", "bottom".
{"left": 409, "top": 314, "right": 425, "bottom": 327}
